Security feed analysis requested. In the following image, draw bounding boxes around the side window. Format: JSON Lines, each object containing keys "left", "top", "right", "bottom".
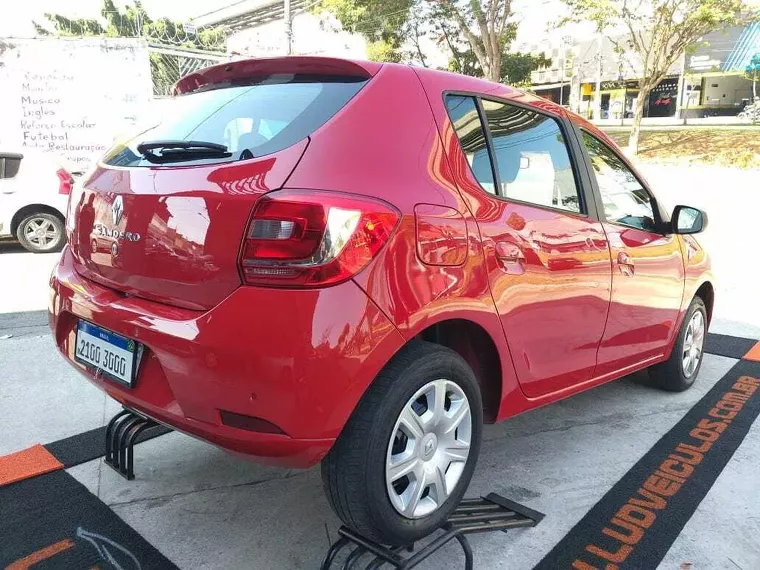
{"left": 445, "top": 95, "right": 496, "bottom": 194}
{"left": 0, "top": 154, "right": 22, "bottom": 180}
{"left": 481, "top": 100, "right": 582, "bottom": 214}
{"left": 581, "top": 131, "right": 657, "bottom": 232}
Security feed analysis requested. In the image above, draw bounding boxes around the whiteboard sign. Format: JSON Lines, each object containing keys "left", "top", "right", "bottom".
{"left": 0, "top": 37, "right": 153, "bottom": 170}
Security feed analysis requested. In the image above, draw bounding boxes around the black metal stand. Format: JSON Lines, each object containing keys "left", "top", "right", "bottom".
{"left": 104, "top": 408, "right": 169, "bottom": 480}
{"left": 321, "top": 493, "right": 544, "bottom": 570}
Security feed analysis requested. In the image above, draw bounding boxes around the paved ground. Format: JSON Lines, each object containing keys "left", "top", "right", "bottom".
{"left": 0, "top": 240, "right": 59, "bottom": 314}
{"left": 1, "top": 321, "right": 757, "bottom": 569}
{"left": 1, "top": 162, "right": 759, "bottom": 569}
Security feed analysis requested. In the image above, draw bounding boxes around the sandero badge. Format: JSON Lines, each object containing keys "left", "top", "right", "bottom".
{"left": 93, "top": 196, "right": 141, "bottom": 243}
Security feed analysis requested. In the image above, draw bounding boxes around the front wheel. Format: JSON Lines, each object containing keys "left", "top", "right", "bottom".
{"left": 321, "top": 341, "right": 483, "bottom": 545}
{"left": 648, "top": 296, "right": 707, "bottom": 391}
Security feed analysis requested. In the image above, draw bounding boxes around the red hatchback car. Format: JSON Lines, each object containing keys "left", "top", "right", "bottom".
{"left": 49, "top": 56, "right": 712, "bottom": 545}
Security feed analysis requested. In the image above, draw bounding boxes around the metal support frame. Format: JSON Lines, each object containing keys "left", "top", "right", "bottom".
{"left": 321, "top": 493, "right": 544, "bottom": 570}
{"left": 104, "top": 409, "right": 166, "bottom": 480}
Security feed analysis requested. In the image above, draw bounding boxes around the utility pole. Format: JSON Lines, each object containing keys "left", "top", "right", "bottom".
{"left": 284, "top": 0, "right": 293, "bottom": 55}
{"left": 559, "top": 35, "right": 571, "bottom": 107}
{"left": 594, "top": 32, "right": 603, "bottom": 121}
{"left": 675, "top": 51, "right": 687, "bottom": 124}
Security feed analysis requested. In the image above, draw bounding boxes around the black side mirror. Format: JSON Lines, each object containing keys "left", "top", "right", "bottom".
{"left": 671, "top": 205, "right": 707, "bottom": 234}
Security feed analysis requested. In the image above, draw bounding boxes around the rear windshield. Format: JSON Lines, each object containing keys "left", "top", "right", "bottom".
{"left": 102, "top": 75, "right": 368, "bottom": 167}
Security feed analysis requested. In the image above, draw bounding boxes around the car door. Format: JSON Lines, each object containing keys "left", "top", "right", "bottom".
{"left": 576, "top": 129, "right": 684, "bottom": 376}
{"left": 444, "top": 95, "right": 612, "bottom": 398}
{"left": 0, "top": 153, "right": 24, "bottom": 236}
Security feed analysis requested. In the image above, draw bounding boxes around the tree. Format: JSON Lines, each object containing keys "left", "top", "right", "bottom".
{"left": 434, "top": 0, "right": 516, "bottom": 82}
{"left": 319, "top": 0, "right": 414, "bottom": 63}
{"left": 746, "top": 52, "right": 760, "bottom": 102}
{"left": 562, "top": 0, "right": 750, "bottom": 155}
{"left": 34, "top": 0, "right": 226, "bottom": 95}
{"left": 448, "top": 46, "right": 551, "bottom": 85}
{"left": 320, "top": 0, "right": 547, "bottom": 84}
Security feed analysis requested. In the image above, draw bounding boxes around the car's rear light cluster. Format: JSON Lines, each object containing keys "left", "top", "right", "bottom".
{"left": 57, "top": 168, "right": 74, "bottom": 195}
{"left": 240, "top": 190, "right": 400, "bottom": 287}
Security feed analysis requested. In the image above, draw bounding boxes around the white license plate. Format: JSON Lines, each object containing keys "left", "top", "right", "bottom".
{"left": 75, "top": 320, "right": 139, "bottom": 387}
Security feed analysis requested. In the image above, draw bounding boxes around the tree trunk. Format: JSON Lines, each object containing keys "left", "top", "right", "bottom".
{"left": 628, "top": 85, "right": 650, "bottom": 156}
{"left": 488, "top": 58, "right": 501, "bottom": 82}
{"left": 489, "top": 50, "right": 502, "bottom": 83}
{"left": 753, "top": 74, "right": 757, "bottom": 102}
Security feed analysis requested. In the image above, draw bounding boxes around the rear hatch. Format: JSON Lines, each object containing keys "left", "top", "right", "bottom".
{"left": 68, "top": 60, "right": 373, "bottom": 310}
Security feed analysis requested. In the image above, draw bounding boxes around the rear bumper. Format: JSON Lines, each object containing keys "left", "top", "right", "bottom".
{"left": 49, "top": 246, "right": 404, "bottom": 468}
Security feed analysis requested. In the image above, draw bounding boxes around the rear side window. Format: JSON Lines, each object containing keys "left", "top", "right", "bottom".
{"left": 0, "top": 154, "right": 22, "bottom": 179}
{"left": 103, "top": 75, "right": 368, "bottom": 167}
{"left": 481, "top": 100, "right": 582, "bottom": 214}
{"left": 445, "top": 95, "right": 496, "bottom": 194}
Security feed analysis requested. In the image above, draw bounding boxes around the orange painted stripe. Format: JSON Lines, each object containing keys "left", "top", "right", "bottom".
{"left": 0, "top": 444, "right": 63, "bottom": 486}
{"left": 744, "top": 341, "right": 760, "bottom": 362}
{"left": 6, "top": 538, "right": 74, "bottom": 569}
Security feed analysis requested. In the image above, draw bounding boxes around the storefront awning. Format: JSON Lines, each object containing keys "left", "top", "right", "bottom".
{"left": 531, "top": 82, "right": 566, "bottom": 90}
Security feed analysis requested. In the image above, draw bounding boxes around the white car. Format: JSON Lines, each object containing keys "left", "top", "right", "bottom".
{"left": 0, "top": 151, "right": 75, "bottom": 253}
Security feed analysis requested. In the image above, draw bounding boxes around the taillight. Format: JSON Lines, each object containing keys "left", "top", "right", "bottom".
{"left": 56, "top": 168, "right": 73, "bottom": 195}
{"left": 240, "top": 190, "right": 400, "bottom": 287}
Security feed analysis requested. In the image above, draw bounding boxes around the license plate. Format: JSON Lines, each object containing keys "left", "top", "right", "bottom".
{"left": 75, "top": 320, "right": 140, "bottom": 387}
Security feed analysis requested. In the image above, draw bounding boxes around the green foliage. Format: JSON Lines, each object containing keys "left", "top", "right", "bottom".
{"left": 746, "top": 52, "right": 760, "bottom": 101}
{"left": 34, "top": 15, "right": 105, "bottom": 37}
{"left": 746, "top": 52, "right": 760, "bottom": 74}
{"left": 319, "top": 0, "right": 414, "bottom": 62}
{"left": 366, "top": 39, "right": 405, "bottom": 62}
{"left": 320, "top": 0, "right": 547, "bottom": 83}
{"left": 502, "top": 52, "right": 552, "bottom": 86}
{"left": 449, "top": 48, "right": 551, "bottom": 85}
{"left": 33, "top": 1, "right": 227, "bottom": 96}
{"left": 33, "top": 0, "right": 226, "bottom": 51}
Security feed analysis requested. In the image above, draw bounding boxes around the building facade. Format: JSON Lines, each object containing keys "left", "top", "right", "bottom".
{"left": 682, "top": 22, "right": 760, "bottom": 117}
{"left": 526, "top": 21, "right": 760, "bottom": 120}
{"left": 524, "top": 34, "right": 683, "bottom": 120}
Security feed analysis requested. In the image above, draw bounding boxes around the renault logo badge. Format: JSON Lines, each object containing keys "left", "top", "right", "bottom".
{"left": 112, "top": 196, "right": 124, "bottom": 226}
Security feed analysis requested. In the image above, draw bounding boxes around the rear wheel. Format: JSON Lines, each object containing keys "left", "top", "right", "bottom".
{"left": 321, "top": 341, "right": 483, "bottom": 545}
{"left": 16, "top": 212, "right": 65, "bottom": 253}
{"left": 648, "top": 297, "right": 707, "bottom": 391}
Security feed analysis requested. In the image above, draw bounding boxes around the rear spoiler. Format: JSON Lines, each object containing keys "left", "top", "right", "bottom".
{"left": 174, "top": 56, "right": 382, "bottom": 95}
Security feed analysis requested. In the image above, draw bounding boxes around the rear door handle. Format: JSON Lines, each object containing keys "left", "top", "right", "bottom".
{"left": 617, "top": 251, "right": 635, "bottom": 276}
{"left": 495, "top": 241, "right": 525, "bottom": 264}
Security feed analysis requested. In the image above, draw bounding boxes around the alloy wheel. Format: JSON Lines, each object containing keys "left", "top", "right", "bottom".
{"left": 385, "top": 379, "right": 472, "bottom": 519}
{"left": 23, "top": 217, "right": 60, "bottom": 250}
{"left": 682, "top": 310, "right": 705, "bottom": 378}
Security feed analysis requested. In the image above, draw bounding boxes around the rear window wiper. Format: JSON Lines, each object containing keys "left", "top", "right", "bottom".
{"left": 136, "top": 140, "right": 233, "bottom": 164}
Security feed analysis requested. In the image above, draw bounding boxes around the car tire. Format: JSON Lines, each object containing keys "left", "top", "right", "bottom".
{"left": 321, "top": 340, "right": 483, "bottom": 545}
{"left": 16, "top": 212, "right": 65, "bottom": 253}
{"left": 648, "top": 296, "right": 707, "bottom": 392}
